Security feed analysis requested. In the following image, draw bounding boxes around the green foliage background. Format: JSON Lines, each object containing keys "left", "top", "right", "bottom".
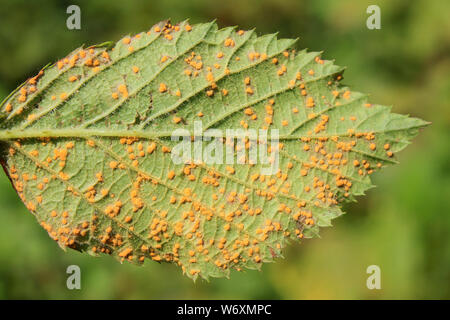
{"left": 0, "top": 0, "right": 448, "bottom": 299}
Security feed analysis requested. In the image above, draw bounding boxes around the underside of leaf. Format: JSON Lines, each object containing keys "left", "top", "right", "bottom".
{"left": 0, "top": 20, "right": 427, "bottom": 280}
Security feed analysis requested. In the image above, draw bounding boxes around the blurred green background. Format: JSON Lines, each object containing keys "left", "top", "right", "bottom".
{"left": 0, "top": 0, "right": 448, "bottom": 299}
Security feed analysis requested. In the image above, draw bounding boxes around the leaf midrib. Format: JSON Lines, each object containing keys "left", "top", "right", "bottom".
{"left": 0, "top": 125, "right": 426, "bottom": 141}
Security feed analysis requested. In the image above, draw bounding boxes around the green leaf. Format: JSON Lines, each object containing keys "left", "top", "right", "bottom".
{"left": 0, "top": 20, "right": 428, "bottom": 280}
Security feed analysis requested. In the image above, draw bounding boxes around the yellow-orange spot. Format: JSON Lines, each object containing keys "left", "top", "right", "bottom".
{"left": 147, "top": 142, "right": 156, "bottom": 154}
{"left": 173, "top": 116, "right": 181, "bottom": 124}
{"left": 118, "top": 84, "right": 128, "bottom": 98}
{"left": 109, "top": 161, "right": 118, "bottom": 169}
{"left": 224, "top": 38, "right": 235, "bottom": 47}
{"left": 159, "top": 83, "right": 167, "bottom": 93}
{"left": 119, "top": 248, "right": 133, "bottom": 258}
{"left": 226, "top": 166, "right": 235, "bottom": 175}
